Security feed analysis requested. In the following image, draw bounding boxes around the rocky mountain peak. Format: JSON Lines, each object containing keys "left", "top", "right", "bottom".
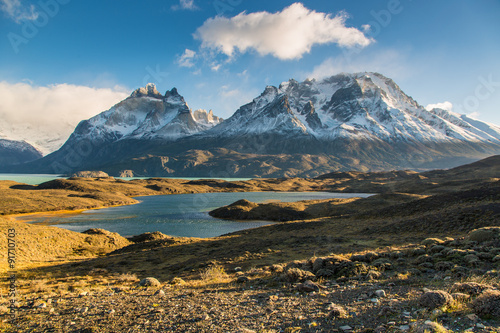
{"left": 165, "top": 87, "right": 180, "bottom": 98}
{"left": 193, "top": 109, "right": 223, "bottom": 125}
{"left": 130, "top": 83, "right": 163, "bottom": 99}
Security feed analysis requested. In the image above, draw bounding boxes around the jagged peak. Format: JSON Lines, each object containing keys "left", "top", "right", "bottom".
{"left": 130, "top": 83, "right": 163, "bottom": 99}
{"left": 261, "top": 85, "right": 278, "bottom": 96}
{"left": 165, "top": 87, "right": 180, "bottom": 98}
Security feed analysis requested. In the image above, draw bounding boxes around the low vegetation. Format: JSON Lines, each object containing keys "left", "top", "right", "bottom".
{"left": 0, "top": 156, "right": 499, "bottom": 331}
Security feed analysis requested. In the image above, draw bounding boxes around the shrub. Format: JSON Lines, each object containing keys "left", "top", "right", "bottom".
{"left": 471, "top": 289, "right": 500, "bottom": 318}
{"left": 200, "top": 264, "right": 228, "bottom": 282}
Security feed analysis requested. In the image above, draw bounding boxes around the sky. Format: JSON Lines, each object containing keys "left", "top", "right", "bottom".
{"left": 1, "top": 0, "right": 499, "bottom": 150}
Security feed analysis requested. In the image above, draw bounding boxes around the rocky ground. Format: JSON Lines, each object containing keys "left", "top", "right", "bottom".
{"left": 2, "top": 228, "right": 500, "bottom": 332}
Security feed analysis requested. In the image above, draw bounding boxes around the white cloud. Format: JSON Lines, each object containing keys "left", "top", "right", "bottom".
{"left": 425, "top": 102, "right": 482, "bottom": 120}
{"left": 171, "top": 0, "right": 199, "bottom": 11}
{"left": 305, "top": 49, "right": 411, "bottom": 81}
{"left": 211, "top": 63, "right": 221, "bottom": 72}
{"left": 0, "top": 81, "right": 128, "bottom": 154}
{"left": 425, "top": 101, "right": 453, "bottom": 112}
{"left": 177, "top": 48, "right": 197, "bottom": 68}
{"left": 466, "top": 112, "right": 480, "bottom": 120}
{"left": 194, "top": 2, "right": 373, "bottom": 60}
{"left": 0, "top": 0, "right": 38, "bottom": 23}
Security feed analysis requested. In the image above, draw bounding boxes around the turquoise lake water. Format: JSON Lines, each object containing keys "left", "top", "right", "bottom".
{"left": 0, "top": 173, "right": 64, "bottom": 185}
{"left": 25, "top": 191, "right": 371, "bottom": 238}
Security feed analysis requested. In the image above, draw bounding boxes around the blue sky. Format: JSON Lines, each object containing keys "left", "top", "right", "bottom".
{"left": 1, "top": 0, "right": 499, "bottom": 132}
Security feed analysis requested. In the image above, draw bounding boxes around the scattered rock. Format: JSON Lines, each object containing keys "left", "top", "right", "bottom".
{"left": 375, "top": 289, "right": 386, "bottom": 298}
{"left": 327, "top": 303, "right": 346, "bottom": 318}
{"left": 236, "top": 276, "right": 249, "bottom": 283}
{"left": 170, "top": 277, "right": 185, "bottom": 285}
{"left": 139, "top": 277, "right": 161, "bottom": 287}
{"left": 154, "top": 290, "right": 165, "bottom": 297}
{"left": 339, "top": 325, "right": 352, "bottom": 331}
{"left": 297, "top": 280, "right": 319, "bottom": 293}
{"left": 268, "top": 295, "right": 279, "bottom": 302}
{"left": 466, "top": 314, "right": 479, "bottom": 321}
{"left": 411, "top": 320, "right": 450, "bottom": 332}
{"left": 418, "top": 290, "right": 453, "bottom": 309}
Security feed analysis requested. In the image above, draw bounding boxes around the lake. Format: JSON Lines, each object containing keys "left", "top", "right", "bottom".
{"left": 24, "top": 191, "right": 372, "bottom": 238}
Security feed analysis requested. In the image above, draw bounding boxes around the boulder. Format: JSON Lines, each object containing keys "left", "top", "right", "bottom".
{"left": 139, "top": 277, "right": 161, "bottom": 287}
{"left": 418, "top": 290, "right": 453, "bottom": 309}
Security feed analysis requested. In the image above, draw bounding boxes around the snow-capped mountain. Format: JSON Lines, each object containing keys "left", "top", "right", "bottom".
{"left": 7, "top": 73, "right": 500, "bottom": 177}
{"left": 208, "top": 72, "right": 500, "bottom": 145}
{"left": 66, "top": 83, "right": 222, "bottom": 145}
{"left": 0, "top": 137, "right": 42, "bottom": 165}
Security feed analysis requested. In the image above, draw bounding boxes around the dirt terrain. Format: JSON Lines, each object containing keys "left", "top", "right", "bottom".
{"left": 0, "top": 156, "right": 499, "bottom": 332}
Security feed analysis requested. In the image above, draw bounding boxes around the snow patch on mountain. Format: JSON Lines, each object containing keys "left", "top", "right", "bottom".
{"left": 68, "top": 84, "right": 223, "bottom": 144}
{"left": 211, "top": 72, "right": 500, "bottom": 145}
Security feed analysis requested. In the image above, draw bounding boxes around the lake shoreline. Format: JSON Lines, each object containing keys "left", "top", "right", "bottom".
{"left": 17, "top": 191, "right": 358, "bottom": 238}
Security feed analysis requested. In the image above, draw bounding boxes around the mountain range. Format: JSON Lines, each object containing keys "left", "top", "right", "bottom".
{"left": 0, "top": 138, "right": 42, "bottom": 166}
{"left": 4, "top": 72, "right": 500, "bottom": 177}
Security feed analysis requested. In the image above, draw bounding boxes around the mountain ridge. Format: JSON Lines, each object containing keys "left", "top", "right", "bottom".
{"left": 4, "top": 72, "right": 500, "bottom": 177}
{"left": 0, "top": 138, "right": 43, "bottom": 166}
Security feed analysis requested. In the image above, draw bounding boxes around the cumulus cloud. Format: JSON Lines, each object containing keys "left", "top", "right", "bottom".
{"left": 425, "top": 101, "right": 453, "bottom": 112}
{"left": 0, "top": 81, "right": 128, "bottom": 154}
{"left": 194, "top": 2, "right": 373, "bottom": 60}
{"left": 0, "top": 0, "right": 38, "bottom": 23}
{"left": 177, "top": 49, "right": 197, "bottom": 68}
{"left": 171, "top": 0, "right": 198, "bottom": 11}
